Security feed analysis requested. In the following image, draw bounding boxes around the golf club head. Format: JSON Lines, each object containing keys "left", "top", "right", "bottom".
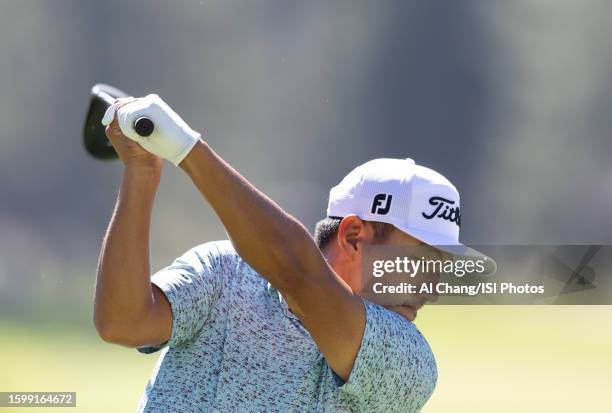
{"left": 83, "top": 84, "right": 129, "bottom": 160}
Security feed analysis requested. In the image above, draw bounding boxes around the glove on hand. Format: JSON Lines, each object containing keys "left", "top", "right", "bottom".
{"left": 102, "top": 94, "right": 200, "bottom": 166}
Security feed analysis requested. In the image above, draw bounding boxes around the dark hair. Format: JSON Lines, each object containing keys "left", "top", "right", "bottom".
{"left": 313, "top": 216, "right": 395, "bottom": 251}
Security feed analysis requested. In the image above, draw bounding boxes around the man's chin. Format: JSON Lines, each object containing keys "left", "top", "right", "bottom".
{"left": 385, "top": 305, "right": 418, "bottom": 322}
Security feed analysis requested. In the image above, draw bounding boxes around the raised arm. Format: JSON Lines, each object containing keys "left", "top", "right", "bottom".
{"left": 93, "top": 100, "right": 173, "bottom": 348}
{"left": 112, "top": 94, "right": 366, "bottom": 380}
{"left": 181, "top": 143, "right": 365, "bottom": 380}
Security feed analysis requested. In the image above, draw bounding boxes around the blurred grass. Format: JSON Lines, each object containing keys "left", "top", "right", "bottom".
{"left": 0, "top": 319, "right": 156, "bottom": 412}
{"left": 418, "top": 306, "right": 612, "bottom": 413}
{"left": 1, "top": 306, "right": 611, "bottom": 412}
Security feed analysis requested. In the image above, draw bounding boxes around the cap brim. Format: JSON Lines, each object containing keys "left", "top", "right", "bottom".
{"left": 392, "top": 225, "right": 497, "bottom": 276}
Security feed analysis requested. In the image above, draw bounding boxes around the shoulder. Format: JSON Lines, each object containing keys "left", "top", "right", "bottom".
{"left": 152, "top": 240, "right": 244, "bottom": 296}
{"left": 363, "top": 301, "right": 432, "bottom": 349}
{"left": 188, "top": 239, "right": 239, "bottom": 260}
{"left": 338, "top": 300, "right": 437, "bottom": 411}
{"left": 363, "top": 300, "right": 437, "bottom": 379}
{"left": 182, "top": 240, "right": 242, "bottom": 271}
{"left": 185, "top": 240, "right": 264, "bottom": 285}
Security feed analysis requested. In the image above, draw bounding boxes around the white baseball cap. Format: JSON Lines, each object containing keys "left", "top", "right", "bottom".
{"left": 327, "top": 158, "right": 496, "bottom": 274}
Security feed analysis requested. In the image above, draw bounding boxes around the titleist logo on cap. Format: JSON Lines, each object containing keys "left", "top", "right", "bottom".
{"left": 422, "top": 196, "right": 461, "bottom": 227}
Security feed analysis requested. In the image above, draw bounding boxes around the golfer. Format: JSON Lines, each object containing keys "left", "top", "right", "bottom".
{"left": 94, "top": 95, "right": 487, "bottom": 412}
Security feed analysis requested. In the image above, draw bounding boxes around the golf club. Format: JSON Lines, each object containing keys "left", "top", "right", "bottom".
{"left": 83, "top": 84, "right": 154, "bottom": 160}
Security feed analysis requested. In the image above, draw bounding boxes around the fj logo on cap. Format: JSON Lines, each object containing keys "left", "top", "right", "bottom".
{"left": 422, "top": 196, "right": 461, "bottom": 227}
{"left": 371, "top": 194, "right": 393, "bottom": 215}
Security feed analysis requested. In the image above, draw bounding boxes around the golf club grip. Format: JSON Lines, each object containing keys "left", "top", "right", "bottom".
{"left": 134, "top": 117, "right": 154, "bottom": 137}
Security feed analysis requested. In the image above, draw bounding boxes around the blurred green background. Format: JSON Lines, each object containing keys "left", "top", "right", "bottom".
{"left": 1, "top": 0, "right": 611, "bottom": 412}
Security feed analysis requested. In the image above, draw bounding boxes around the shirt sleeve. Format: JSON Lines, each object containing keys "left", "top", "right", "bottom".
{"left": 334, "top": 300, "right": 438, "bottom": 412}
{"left": 138, "top": 240, "right": 237, "bottom": 354}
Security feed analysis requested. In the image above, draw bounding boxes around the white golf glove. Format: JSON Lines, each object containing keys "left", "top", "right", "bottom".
{"left": 101, "top": 94, "right": 201, "bottom": 166}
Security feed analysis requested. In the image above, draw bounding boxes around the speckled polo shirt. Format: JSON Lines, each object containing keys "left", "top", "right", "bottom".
{"left": 136, "top": 240, "right": 437, "bottom": 412}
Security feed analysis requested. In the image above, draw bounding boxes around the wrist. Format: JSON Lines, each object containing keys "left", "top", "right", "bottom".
{"left": 123, "top": 164, "right": 162, "bottom": 185}
{"left": 124, "top": 159, "right": 162, "bottom": 172}
{"left": 170, "top": 134, "right": 201, "bottom": 167}
{"left": 178, "top": 139, "right": 207, "bottom": 173}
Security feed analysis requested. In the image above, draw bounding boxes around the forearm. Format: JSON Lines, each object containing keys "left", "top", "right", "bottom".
{"left": 180, "top": 141, "right": 324, "bottom": 291}
{"left": 94, "top": 166, "right": 160, "bottom": 339}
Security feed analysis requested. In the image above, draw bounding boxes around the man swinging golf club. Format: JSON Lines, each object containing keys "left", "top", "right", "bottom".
{"left": 94, "top": 94, "right": 490, "bottom": 412}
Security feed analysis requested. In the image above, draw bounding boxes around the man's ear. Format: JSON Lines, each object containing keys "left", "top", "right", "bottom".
{"left": 336, "top": 215, "right": 367, "bottom": 259}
